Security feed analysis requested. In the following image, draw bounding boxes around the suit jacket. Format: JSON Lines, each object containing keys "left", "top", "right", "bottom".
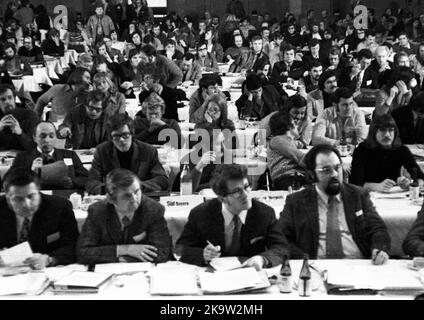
{"left": 195, "top": 53, "right": 219, "bottom": 73}
{"left": 86, "top": 14, "right": 115, "bottom": 41}
{"left": 0, "top": 194, "right": 79, "bottom": 265}
{"left": 270, "top": 60, "right": 304, "bottom": 85}
{"left": 12, "top": 148, "right": 89, "bottom": 189}
{"left": 235, "top": 85, "right": 283, "bottom": 120}
{"left": 77, "top": 197, "right": 172, "bottom": 265}
{"left": 403, "top": 204, "right": 424, "bottom": 257}
{"left": 279, "top": 184, "right": 391, "bottom": 259}
{"left": 229, "top": 50, "right": 269, "bottom": 73}
{"left": 392, "top": 105, "right": 424, "bottom": 144}
{"left": 134, "top": 116, "right": 183, "bottom": 148}
{"left": 181, "top": 61, "right": 202, "bottom": 85}
{"left": 338, "top": 67, "right": 378, "bottom": 91}
{"left": 0, "top": 107, "right": 37, "bottom": 151}
{"left": 86, "top": 140, "right": 169, "bottom": 194}
{"left": 177, "top": 198, "right": 289, "bottom": 267}
{"left": 58, "top": 104, "right": 109, "bottom": 149}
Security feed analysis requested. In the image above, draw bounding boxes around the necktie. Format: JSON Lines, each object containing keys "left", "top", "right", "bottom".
{"left": 227, "top": 215, "right": 242, "bottom": 256}
{"left": 41, "top": 153, "right": 55, "bottom": 165}
{"left": 326, "top": 196, "right": 344, "bottom": 258}
{"left": 19, "top": 217, "right": 31, "bottom": 243}
{"left": 415, "top": 117, "right": 424, "bottom": 144}
{"left": 121, "top": 216, "right": 131, "bottom": 243}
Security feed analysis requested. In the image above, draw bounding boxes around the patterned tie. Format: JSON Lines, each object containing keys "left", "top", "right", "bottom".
{"left": 121, "top": 216, "right": 131, "bottom": 244}
{"left": 227, "top": 215, "right": 242, "bottom": 256}
{"left": 41, "top": 153, "right": 55, "bottom": 165}
{"left": 19, "top": 218, "right": 31, "bottom": 243}
{"left": 326, "top": 196, "right": 344, "bottom": 258}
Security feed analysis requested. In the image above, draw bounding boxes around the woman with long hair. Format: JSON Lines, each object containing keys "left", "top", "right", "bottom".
{"left": 93, "top": 72, "right": 126, "bottom": 117}
{"left": 350, "top": 114, "right": 424, "bottom": 192}
{"left": 199, "top": 26, "right": 224, "bottom": 63}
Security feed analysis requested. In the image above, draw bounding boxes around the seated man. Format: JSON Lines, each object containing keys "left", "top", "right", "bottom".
{"left": 195, "top": 40, "right": 219, "bottom": 73}
{"left": 229, "top": 35, "right": 269, "bottom": 73}
{"left": 86, "top": 113, "right": 169, "bottom": 195}
{"left": 393, "top": 32, "right": 418, "bottom": 56}
{"left": 0, "top": 85, "right": 37, "bottom": 151}
{"left": 235, "top": 73, "right": 284, "bottom": 120}
{"left": 177, "top": 164, "right": 288, "bottom": 269}
{"left": 41, "top": 29, "right": 65, "bottom": 57}
{"left": 0, "top": 43, "right": 33, "bottom": 76}
{"left": 134, "top": 92, "right": 182, "bottom": 148}
{"left": 368, "top": 46, "right": 393, "bottom": 78}
{"left": 307, "top": 69, "right": 338, "bottom": 120}
{"left": 279, "top": 144, "right": 391, "bottom": 263}
{"left": 158, "top": 39, "right": 184, "bottom": 65}
{"left": 299, "top": 60, "right": 323, "bottom": 93}
{"left": 180, "top": 52, "right": 202, "bottom": 87}
{"left": 356, "top": 30, "right": 379, "bottom": 56}
{"left": 312, "top": 87, "right": 367, "bottom": 146}
{"left": 403, "top": 200, "right": 424, "bottom": 256}
{"left": 270, "top": 44, "right": 304, "bottom": 87}
{"left": 12, "top": 121, "right": 89, "bottom": 190}
{"left": 17, "top": 36, "right": 44, "bottom": 64}
{"left": 189, "top": 76, "right": 222, "bottom": 123}
{"left": 0, "top": 169, "right": 79, "bottom": 268}
{"left": 302, "top": 39, "right": 325, "bottom": 71}
{"left": 77, "top": 168, "right": 172, "bottom": 265}
{"left": 323, "top": 46, "right": 349, "bottom": 74}
{"left": 58, "top": 90, "right": 109, "bottom": 151}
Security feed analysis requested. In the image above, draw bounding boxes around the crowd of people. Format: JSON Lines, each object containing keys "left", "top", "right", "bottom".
{"left": 1, "top": 0, "right": 424, "bottom": 272}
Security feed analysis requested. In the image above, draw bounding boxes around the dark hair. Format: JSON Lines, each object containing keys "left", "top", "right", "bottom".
{"left": 3, "top": 42, "right": 16, "bottom": 55}
{"left": 210, "top": 164, "right": 249, "bottom": 197}
{"left": 86, "top": 89, "right": 105, "bottom": 106}
{"left": 250, "top": 34, "right": 262, "bottom": 43}
{"left": 141, "top": 44, "right": 157, "bottom": 57}
{"left": 128, "top": 48, "right": 142, "bottom": 60}
{"left": 107, "top": 113, "right": 135, "bottom": 136}
{"left": 357, "top": 48, "right": 373, "bottom": 60}
{"left": 309, "top": 39, "right": 320, "bottom": 48}
{"left": 245, "top": 74, "right": 262, "bottom": 91}
{"left": 131, "top": 31, "right": 142, "bottom": 43}
{"left": 333, "top": 87, "right": 353, "bottom": 104}
{"left": 280, "top": 43, "right": 295, "bottom": 54}
{"left": 286, "top": 94, "right": 307, "bottom": 111}
{"left": 0, "top": 84, "right": 16, "bottom": 98}
{"left": 386, "top": 66, "right": 414, "bottom": 90}
{"left": 365, "top": 114, "right": 402, "bottom": 149}
{"left": 310, "top": 60, "right": 323, "bottom": 70}
{"left": 269, "top": 111, "right": 293, "bottom": 136}
{"left": 199, "top": 77, "right": 218, "bottom": 91}
{"left": 397, "top": 31, "right": 408, "bottom": 39}
{"left": 48, "top": 29, "right": 60, "bottom": 39}
{"left": 304, "top": 144, "right": 342, "bottom": 181}
{"left": 106, "top": 168, "right": 140, "bottom": 198}
{"left": 382, "top": 41, "right": 393, "bottom": 50}
{"left": 318, "top": 69, "right": 337, "bottom": 91}
{"left": 197, "top": 39, "right": 208, "bottom": 50}
{"left": 143, "top": 34, "right": 154, "bottom": 44}
{"left": 393, "top": 52, "right": 409, "bottom": 67}
{"left": 365, "top": 29, "right": 376, "bottom": 37}
{"left": 3, "top": 168, "right": 40, "bottom": 192}
{"left": 328, "top": 46, "right": 341, "bottom": 57}
{"left": 164, "top": 39, "right": 176, "bottom": 47}
{"left": 67, "top": 67, "right": 90, "bottom": 86}
{"left": 183, "top": 52, "right": 195, "bottom": 61}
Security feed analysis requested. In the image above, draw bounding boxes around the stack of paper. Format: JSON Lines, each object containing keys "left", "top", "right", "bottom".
{"left": 0, "top": 242, "right": 33, "bottom": 266}
{"left": 94, "top": 262, "right": 153, "bottom": 275}
{"left": 210, "top": 257, "right": 242, "bottom": 272}
{"left": 198, "top": 267, "right": 270, "bottom": 294}
{"left": 149, "top": 267, "right": 200, "bottom": 296}
{"left": 44, "top": 264, "right": 88, "bottom": 282}
{"left": 52, "top": 271, "right": 113, "bottom": 294}
{"left": 0, "top": 273, "right": 50, "bottom": 296}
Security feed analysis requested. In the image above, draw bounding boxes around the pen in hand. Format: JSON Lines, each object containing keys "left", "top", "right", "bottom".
{"left": 207, "top": 240, "right": 220, "bottom": 251}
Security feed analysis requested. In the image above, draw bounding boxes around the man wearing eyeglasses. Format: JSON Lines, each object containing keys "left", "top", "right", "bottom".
{"left": 177, "top": 164, "right": 288, "bottom": 270}
{"left": 280, "top": 144, "right": 390, "bottom": 264}
{"left": 195, "top": 40, "right": 219, "bottom": 73}
{"left": 12, "top": 121, "right": 89, "bottom": 190}
{"left": 58, "top": 90, "right": 109, "bottom": 151}
{"left": 86, "top": 113, "right": 169, "bottom": 195}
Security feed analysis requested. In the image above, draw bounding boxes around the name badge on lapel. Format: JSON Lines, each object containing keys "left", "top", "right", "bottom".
{"left": 355, "top": 210, "right": 363, "bottom": 217}
{"left": 366, "top": 80, "right": 372, "bottom": 86}
{"left": 133, "top": 232, "right": 146, "bottom": 243}
{"left": 64, "top": 158, "right": 73, "bottom": 166}
{"left": 47, "top": 232, "right": 60, "bottom": 243}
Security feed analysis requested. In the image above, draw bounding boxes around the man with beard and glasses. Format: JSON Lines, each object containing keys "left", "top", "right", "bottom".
{"left": 279, "top": 144, "right": 391, "bottom": 263}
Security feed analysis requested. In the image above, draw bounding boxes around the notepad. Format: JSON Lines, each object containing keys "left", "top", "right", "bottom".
{"left": 0, "top": 242, "right": 33, "bottom": 266}
{"left": 0, "top": 273, "right": 49, "bottom": 296}
{"left": 53, "top": 271, "right": 113, "bottom": 293}
{"left": 149, "top": 267, "right": 200, "bottom": 295}
{"left": 94, "top": 262, "right": 153, "bottom": 275}
{"left": 210, "top": 257, "right": 243, "bottom": 272}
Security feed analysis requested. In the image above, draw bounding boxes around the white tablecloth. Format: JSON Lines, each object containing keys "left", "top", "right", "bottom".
{"left": 12, "top": 75, "right": 42, "bottom": 93}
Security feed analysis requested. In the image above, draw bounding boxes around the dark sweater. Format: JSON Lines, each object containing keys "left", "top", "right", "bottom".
{"left": 349, "top": 142, "right": 424, "bottom": 186}
{"left": 116, "top": 144, "right": 134, "bottom": 171}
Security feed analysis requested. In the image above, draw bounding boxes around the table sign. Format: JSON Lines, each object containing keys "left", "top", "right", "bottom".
{"left": 160, "top": 195, "right": 204, "bottom": 211}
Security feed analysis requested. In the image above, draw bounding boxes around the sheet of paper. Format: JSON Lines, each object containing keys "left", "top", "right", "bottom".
{"left": 210, "top": 257, "right": 243, "bottom": 272}
{"left": 54, "top": 271, "right": 112, "bottom": 288}
{"left": 371, "top": 187, "right": 408, "bottom": 199}
{"left": 94, "top": 262, "right": 152, "bottom": 275}
{"left": 44, "top": 264, "right": 88, "bottom": 282}
{"left": 149, "top": 267, "right": 200, "bottom": 295}
{"left": 198, "top": 267, "right": 263, "bottom": 294}
{"left": 0, "top": 273, "right": 49, "bottom": 296}
{"left": 0, "top": 242, "right": 33, "bottom": 266}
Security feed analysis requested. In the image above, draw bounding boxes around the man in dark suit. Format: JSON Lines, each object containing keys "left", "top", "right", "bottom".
{"left": 392, "top": 91, "right": 424, "bottom": 144}
{"left": 179, "top": 53, "right": 202, "bottom": 87}
{"left": 235, "top": 74, "right": 284, "bottom": 120}
{"left": 58, "top": 90, "right": 109, "bottom": 150}
{"left": 0, "top": 84, "right": 37, "bottom": 151}
{"left": 228, "top": 35, "right": 269, "bottom": 73}
{"left": 177, "top": 164, "right": 288, "bottom": 269}
{"left": 12, "top": 121, "right": 89, "bottom": 190}
{"left": 302, "top": 39, "right": 326, "bottom": 71}
{"left": 86, "top": 113, "right": 169, "bottom": 195}
{"left": 280, "top": 144, "right": 391, "bottom": 263}
{"left": 0, "top": 169, "right": 79, "bottom": 268}
{"left": 77, "top": 168, "right": 172, "bottom": 265}
{"left": 270, "top": 44, "right": 304, "bottom": 87}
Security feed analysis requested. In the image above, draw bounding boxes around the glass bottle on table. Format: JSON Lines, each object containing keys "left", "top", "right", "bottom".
{"left": 278, "top": 258, "right": 292, "bottom": 293}
{"left": 298, "top": 254, "right": 312, "bottom": 297}
{"left": 339, "top": 130, "right": 348, "bottom": 157}
{"left": 410, "top": 167, "right": 420, "bottom": 200}
{"left": 180, "top": 163, "right": 192, "bottom": 195}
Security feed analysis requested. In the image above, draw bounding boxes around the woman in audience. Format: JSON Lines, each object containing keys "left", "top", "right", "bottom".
{"left": 199, "top": 26, "right": 224, "bottom": 63}
{"left": 93, "top": 72, "right": 126, "bottom": 117}
{"left": 267, "top": 109, "right": 307, "bottom": 190}
{"left": 117, "top": 48, "right": 143, "bottom": 98}
{"left": 374, "top": 66, "right": 416, "bottom": 116}
{"left": 124, "top": 30, "right": 143, "bottom": 57}
{"left": 350, "top": 114, "right": 424, "bottom": 192}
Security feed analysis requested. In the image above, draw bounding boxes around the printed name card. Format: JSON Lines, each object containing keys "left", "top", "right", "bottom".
{"left": 160, "top": 195, "right": 205, "bottom": 210}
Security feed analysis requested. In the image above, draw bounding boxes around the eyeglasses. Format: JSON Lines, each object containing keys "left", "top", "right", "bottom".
{"left": 111, "top": 132, "right": 132, "bottom": 140}
{"left": 315, "top": 164, "right": 343, "bottom": 175}
{"left": 86, "top": 105, "right": 103, "bottom": 113}
{"left": 226, "top": 184, "right": 251, "bottom": 198}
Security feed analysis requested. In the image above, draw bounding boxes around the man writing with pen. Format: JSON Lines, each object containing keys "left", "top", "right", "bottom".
{"left": 177, "top": 164, "right": 289, "bottom": 270}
